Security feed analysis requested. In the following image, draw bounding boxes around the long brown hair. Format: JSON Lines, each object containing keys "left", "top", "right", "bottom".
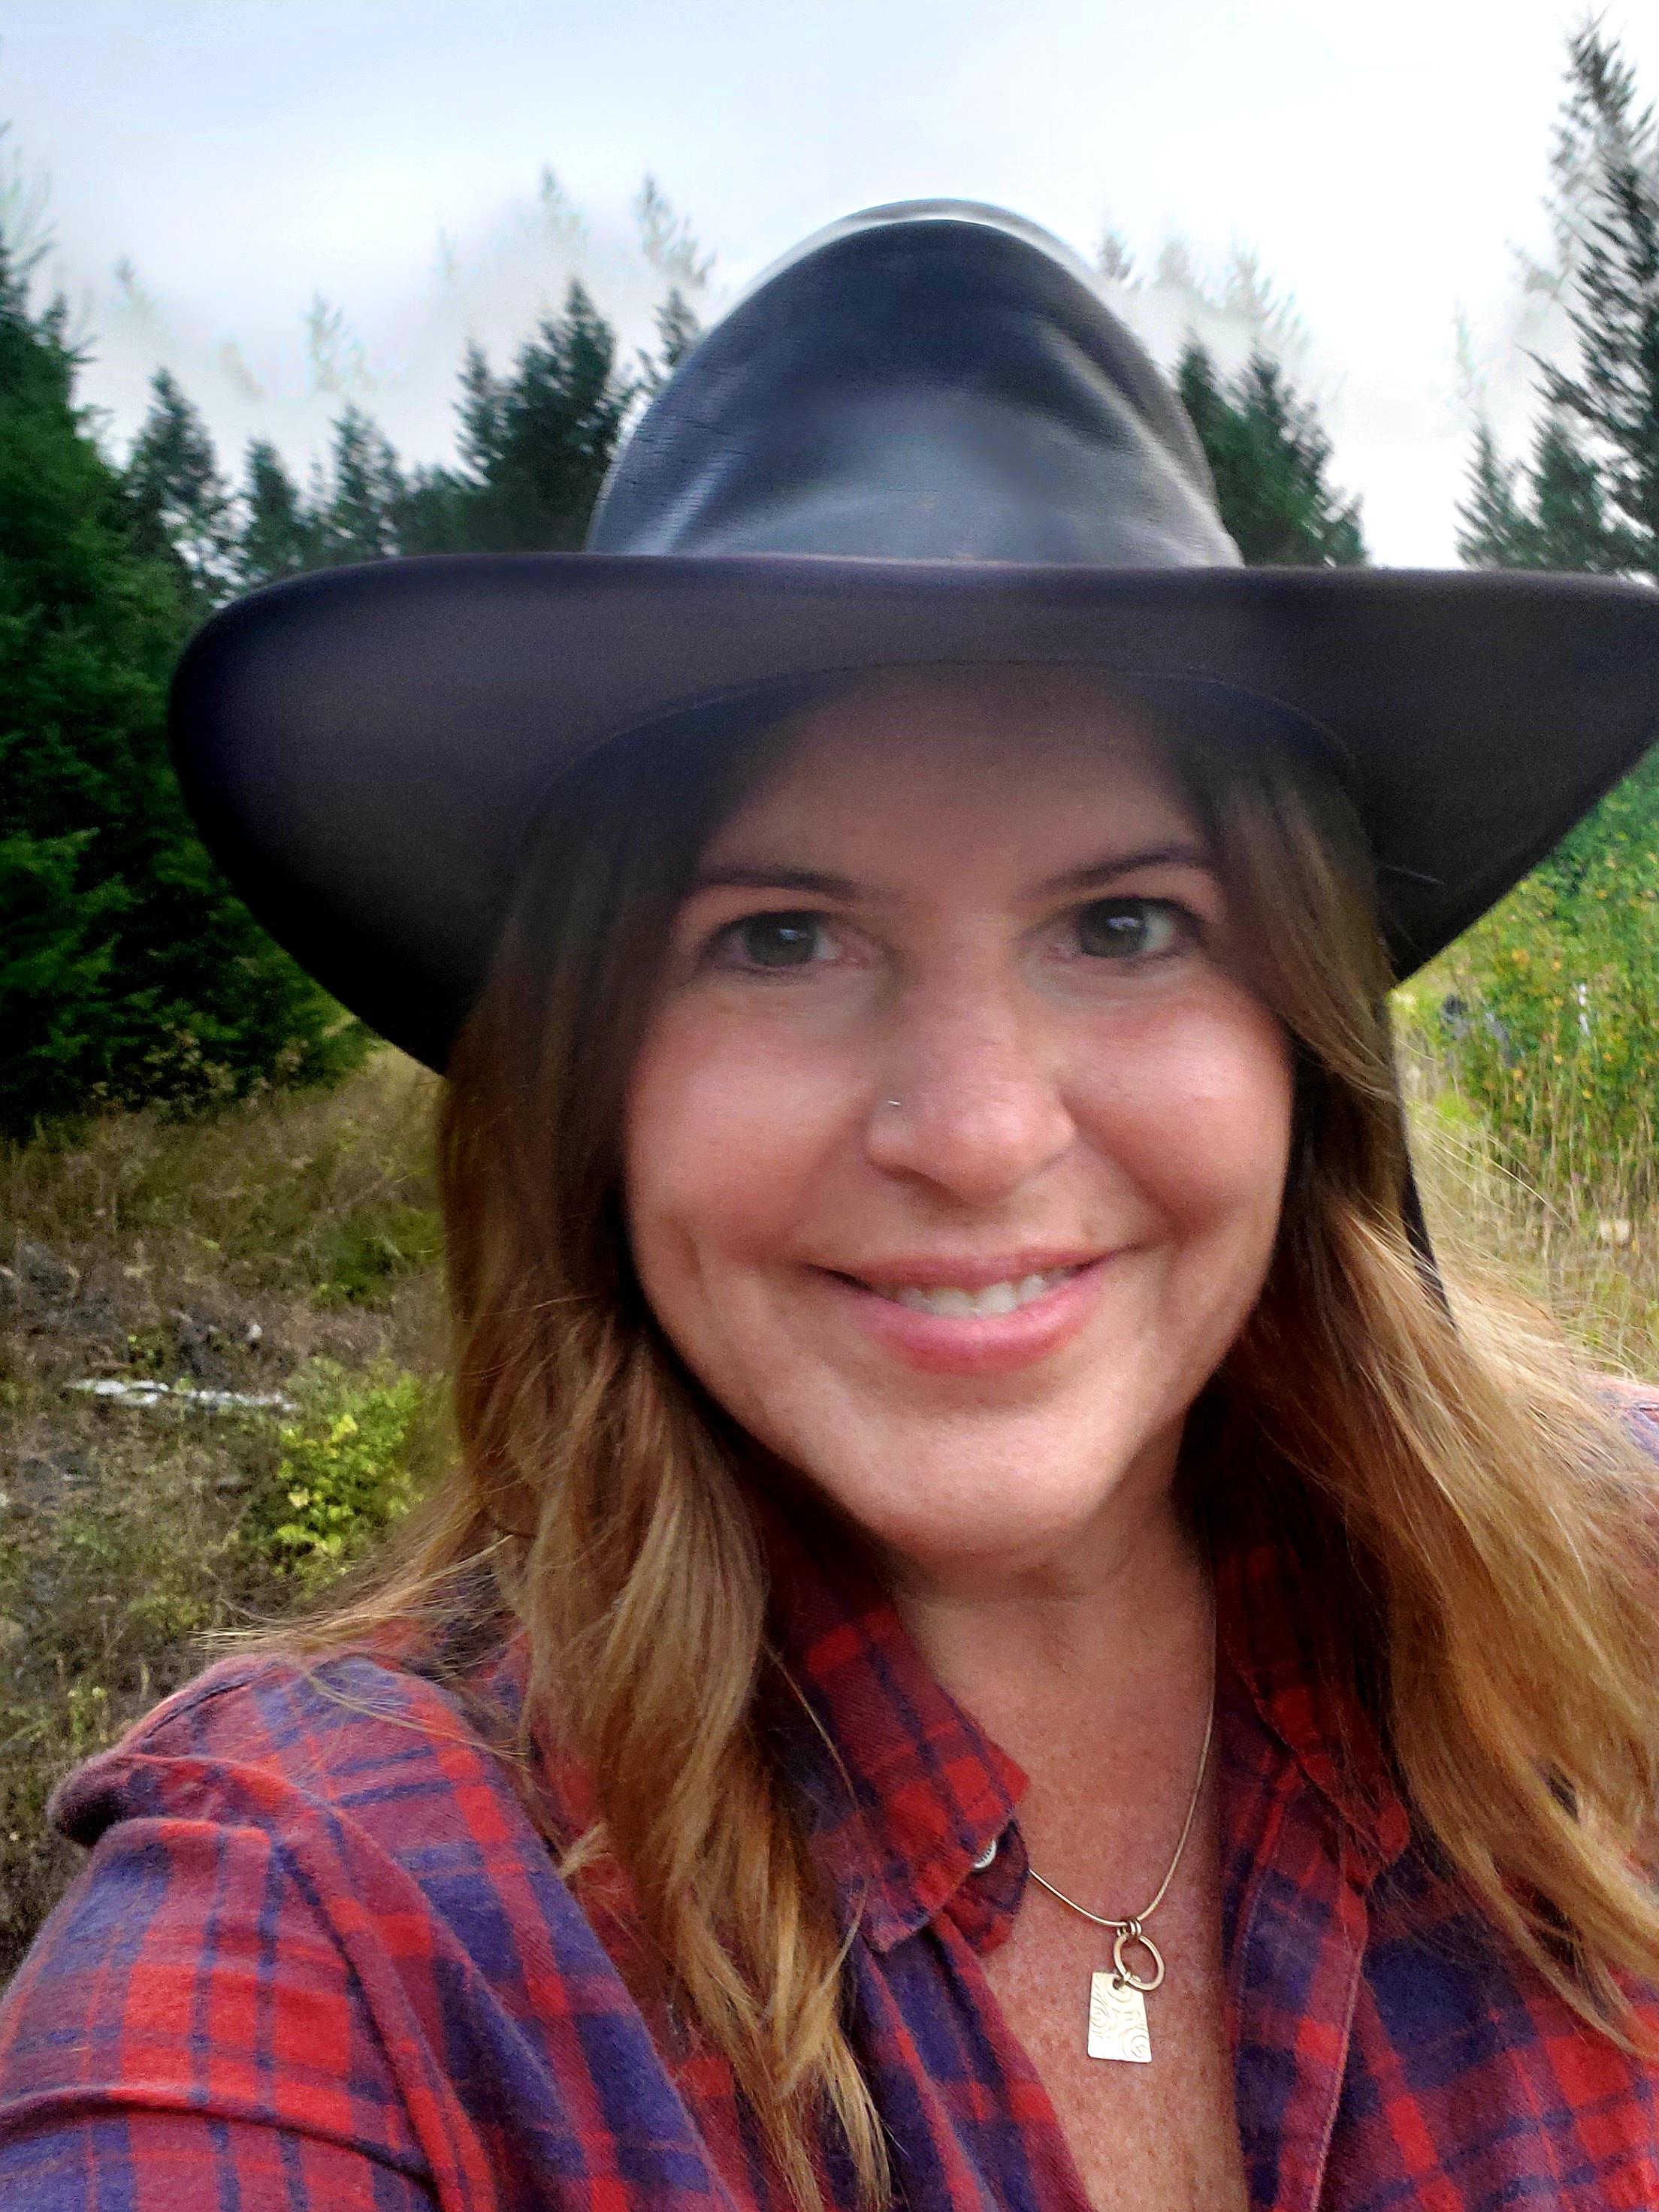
{"left": 292, "top": 670, "right": 1659, "bottom": 2206}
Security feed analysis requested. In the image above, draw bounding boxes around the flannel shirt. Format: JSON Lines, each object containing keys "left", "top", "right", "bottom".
{"left": 4, "top": 1444, "right": 1659, "bottom": 2211}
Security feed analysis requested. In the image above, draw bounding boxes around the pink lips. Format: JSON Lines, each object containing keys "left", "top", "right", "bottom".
{"left": 817, "top": 1254, "right": 1113, "bottom": 1376}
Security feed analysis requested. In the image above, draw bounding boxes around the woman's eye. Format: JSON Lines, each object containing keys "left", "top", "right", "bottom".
{"left": 721, "top": 911, "right": 835, "bottom": 969}
{"left": 1074, "top": 897, "right": 1186, "bottom": 960}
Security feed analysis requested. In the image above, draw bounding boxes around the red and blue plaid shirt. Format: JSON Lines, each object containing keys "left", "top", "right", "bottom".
{"left": 4, "top": 1434, "right": 1659, "bottom": 2210}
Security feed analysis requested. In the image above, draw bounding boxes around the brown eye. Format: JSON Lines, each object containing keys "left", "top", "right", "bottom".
{"left": 732, "top": 912, "right": 829, "bottom": 968}
{"left": 1075, "top": 899, "right": 1181, "bottom": 959}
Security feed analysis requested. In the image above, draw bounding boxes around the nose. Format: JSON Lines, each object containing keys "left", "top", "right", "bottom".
{"left": 867, "top": 975, "right": 1075, "bottom": 1207}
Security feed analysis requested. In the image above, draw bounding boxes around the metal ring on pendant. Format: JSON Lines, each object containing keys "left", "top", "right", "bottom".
{"left": 1111, "top": 1922, "right": 1165, "bottom": 1993}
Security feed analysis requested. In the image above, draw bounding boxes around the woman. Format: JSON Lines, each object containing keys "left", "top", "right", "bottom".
{"left": 5, "top": 202, "right": 1659, "bottom": 2212}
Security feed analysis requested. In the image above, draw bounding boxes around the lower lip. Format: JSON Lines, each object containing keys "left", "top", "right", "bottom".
{"left": 818, "top": 1260, "right": 1113, "bottom": 1376}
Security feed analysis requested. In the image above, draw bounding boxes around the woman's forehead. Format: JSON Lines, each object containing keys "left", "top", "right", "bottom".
{"left": 707, "top": 666, "right": 1196, "bottom": 857}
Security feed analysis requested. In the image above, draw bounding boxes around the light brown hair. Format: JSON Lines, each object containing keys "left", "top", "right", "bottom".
{"left": 292, "top": 671, "right": 1659, "bottom": 2207}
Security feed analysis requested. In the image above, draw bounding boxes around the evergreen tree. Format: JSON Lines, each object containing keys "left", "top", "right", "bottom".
{"left": 237, "top": 437, "right": 316, "bottom": 587}
{"left": 1459, "top": 26, "right": 1657, "bottom": 579}
{"left": 452, "top": 280, "right": 633, "bottom": 550}
{"left": 1458, "top": 422, "right": 1529, "bottom": 565}
{"left": 1459, "top": 409, "right": 1623, "bottom": 571}
{"left": 311, "top": 403, "right": 404, "bottom": 565}
{"left": 124, "top": 366, "right": 235, "bottom": 611}
{"left": 640, "top": 287, "right": 703, "bottom": 397}
{"left": 633, "top": 175, "right": 714, "bottom": 289}
{"left": 1177, "top": 342, "right": 1367, "bottom": 564}
{"left": 1540, "top": 27, "right": 1659, "bottom": 579}
{"left": 0, "top": 243, "right": 363, "bottom": 1133}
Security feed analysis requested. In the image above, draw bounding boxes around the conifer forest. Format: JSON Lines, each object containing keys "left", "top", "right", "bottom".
{"left": 1, "top": 19, "right": 1658, "bottom": 1969}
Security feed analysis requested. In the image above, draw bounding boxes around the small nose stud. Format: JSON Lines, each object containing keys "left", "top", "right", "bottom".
{"left": 884, "top": 1098, "right": 901, "bottom": 1109}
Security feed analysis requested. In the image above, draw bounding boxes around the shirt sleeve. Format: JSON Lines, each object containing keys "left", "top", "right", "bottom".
{"left": 0, "top": 1799, "right": 443, "bottom": 2210}
{"left": 0, "top": 1655, "right": 730, "bottom": 2212}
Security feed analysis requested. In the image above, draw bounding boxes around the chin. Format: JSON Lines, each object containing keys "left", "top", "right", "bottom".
{"left": 775, "top": 1409, "right": 1161, "bottom": 1574}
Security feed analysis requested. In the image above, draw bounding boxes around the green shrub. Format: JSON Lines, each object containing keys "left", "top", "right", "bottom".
{"left": 312, "top": 1200, "right": 445, "bottom": 1307}
{"left": 1416, "top": 754, "right": 1659, "bottom": 1201}
{"left": 244, "top": 1360, "right": 430, "bottom": 1586}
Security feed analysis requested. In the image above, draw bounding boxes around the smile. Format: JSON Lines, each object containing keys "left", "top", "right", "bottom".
{"left": 872, "top": 1267, "right": 1081, "bottom": 1319}
{"left": 819, "top": 1254, "right": 1108, "bottom": 1377}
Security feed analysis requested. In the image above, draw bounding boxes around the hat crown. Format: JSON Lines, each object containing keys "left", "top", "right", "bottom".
{"left": 588, "top": 201, "right": 1241, "bottom": 570}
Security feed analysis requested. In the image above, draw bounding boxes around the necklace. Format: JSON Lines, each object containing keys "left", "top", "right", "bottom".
{"left": 1026, "top": 1661, "right": 1215, "bottom": 2066}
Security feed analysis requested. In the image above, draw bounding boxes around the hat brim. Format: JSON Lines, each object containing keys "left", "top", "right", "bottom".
{"left": 170, "top": 553, "right": 1659, "bottom": 1072}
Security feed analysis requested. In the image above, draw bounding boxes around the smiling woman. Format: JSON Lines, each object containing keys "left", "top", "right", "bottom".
{"left": 624, "top": 675, "right": 1294, "bottom": 1561}
{"left": 5, "top": 201, "right": 1659, "bottom": 2212}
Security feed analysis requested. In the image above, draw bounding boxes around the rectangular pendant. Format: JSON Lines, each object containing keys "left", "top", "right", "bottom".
{"left": 1087, "top": 1971, "right": 1152, "bottom": 2062}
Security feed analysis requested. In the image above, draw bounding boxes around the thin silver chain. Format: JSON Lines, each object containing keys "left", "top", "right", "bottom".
{"left": 1025, "top": 1654, "right": 1216, "bottom": 1936}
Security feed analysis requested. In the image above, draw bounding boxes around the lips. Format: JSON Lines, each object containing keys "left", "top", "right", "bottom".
{"left": 817, "top": 1253, "right": 1111, "bottom": 1376}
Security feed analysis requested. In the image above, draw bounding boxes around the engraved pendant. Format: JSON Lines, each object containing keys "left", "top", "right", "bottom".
{"left": 1087, "top": 1972, "right": 1152, "bottom": 2062}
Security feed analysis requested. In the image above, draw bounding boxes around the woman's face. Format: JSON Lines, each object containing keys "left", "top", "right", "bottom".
{"left": 624, "top": 672, "right": 1295, "bottom": 1581}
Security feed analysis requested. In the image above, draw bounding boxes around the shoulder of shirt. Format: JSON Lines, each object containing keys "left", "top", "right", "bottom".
{"left": 48, "top": 1638, "right": 584, "bottom": 1856}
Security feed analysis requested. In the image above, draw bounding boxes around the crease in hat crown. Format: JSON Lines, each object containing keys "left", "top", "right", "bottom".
{"left": 587, "top": 200, "right": 1242, "bottom": 570}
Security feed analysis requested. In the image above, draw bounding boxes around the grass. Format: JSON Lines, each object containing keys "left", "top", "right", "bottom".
{"left": 1398, "top": 996, "right": 1659, "bottom": 1380}
{"left": 2, "top": 1024, "right": 1657, "bottom": 1988}
{"left": 0, "top": 1050, "right": 446, "bottom": 1980}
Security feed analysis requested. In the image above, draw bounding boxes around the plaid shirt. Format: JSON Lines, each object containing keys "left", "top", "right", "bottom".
{"left": 4, "top": 1443, "right": 1659, "bottom": 2210}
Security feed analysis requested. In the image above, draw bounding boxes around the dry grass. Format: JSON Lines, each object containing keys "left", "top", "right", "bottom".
{"left": 1400, "top": 1032, "right": 1659, "bottom": 1382}
{"left": 0, "top": 1050, "right": 445, "bottom": 1978}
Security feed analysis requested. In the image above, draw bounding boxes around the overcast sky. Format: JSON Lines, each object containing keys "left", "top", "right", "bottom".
{"left": 4, "top": 0, "right": 1657, "bottom": 564}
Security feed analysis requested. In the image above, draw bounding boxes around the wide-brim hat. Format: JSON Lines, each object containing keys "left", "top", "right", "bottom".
{"left": 171, "top": 201, "right": 1659, "bottom": 1074}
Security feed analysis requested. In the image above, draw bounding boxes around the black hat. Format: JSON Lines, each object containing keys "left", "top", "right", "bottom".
{"left": 171, "top": 201, "right": 1659, "bottom": 1072}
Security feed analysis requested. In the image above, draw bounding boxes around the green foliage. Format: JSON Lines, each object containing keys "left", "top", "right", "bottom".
{"left": 1443, "top": 25, "right": 1659, "bottom": 1198}
{"left": 1420, "top": 749, "right": 1659, "bottom": 1194}
{"left": 123, "top": 367, "right": 235, "bottom": 612}
{"left": 246, "top": 1360, "right": 429, "bottom": 1585}
{"left": 640, "top": 287, "right": 703, "bottom": 397}
{"left": 1177, "top": 343, "right": 1367, "bottom": 564}
{"left": 237, "top": 437, "right": 315, "bottom": 588}
{"left": 311, "top": 403, "right": 405, "bottom": 565}
{"left": 441, "top": 280, "right": 635, "bottom": 551}
{"left": 1459, "top": 25, "right": 1659, "bottom": 579}
{"left": 311, "top": 1197, "right": 444, "bottom": 1307}
{"left": 224, "top": 277, "right": 651, "bottom": 568}
{"left": 0, "top": 241, "right": 367, "bottom": 1136}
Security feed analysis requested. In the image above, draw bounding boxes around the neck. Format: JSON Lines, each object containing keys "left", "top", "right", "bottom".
{"left": 886, "top": 1473, "right": 1212, "bottom": 1807}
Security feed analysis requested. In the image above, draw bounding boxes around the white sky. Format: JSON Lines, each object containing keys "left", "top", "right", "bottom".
{"left": 3, "top": 0, "right": 1657, "bottom": 564}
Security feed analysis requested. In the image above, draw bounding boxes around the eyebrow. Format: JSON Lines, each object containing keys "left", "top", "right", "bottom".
{"left": 1038, "top": 842, "right": 1216, "bottom": 894}
{"left": 690, "top": 843, "right": 1216, "bottom": 903}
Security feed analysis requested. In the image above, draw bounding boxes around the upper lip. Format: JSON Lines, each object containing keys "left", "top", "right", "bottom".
{"left": 820, "top": 1250, "right": 1106, "bottom": 1292}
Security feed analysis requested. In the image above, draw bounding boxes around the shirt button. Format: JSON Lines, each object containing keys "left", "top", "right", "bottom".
{"left": 972, "top": 1836, "right": 999, "bottom": 1872}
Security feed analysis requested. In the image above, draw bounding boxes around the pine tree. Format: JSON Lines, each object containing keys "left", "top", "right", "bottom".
{"left": 124, "top": 366, "right": 235, "bottom": 611}
{"left": 633, "top": 175, "right": 714, "bottom": 289}
{"left": 237, "top": 437, "right": 316, "bottom": 587}
{"left": 0, "top": 243, "right": 363, "bottom": 1133}
{"left": 1540, "top": 27, "right": 1659, "bottom": 578}
{"left": 1177, "top": 342, "right": 1366, "bottom": 564}
{"left": 640, "top": 287, "right": 703, "bottom": 397}
{"left": 311, "top": 403, "right": 404, "bottom": 565}
{"left": 1459, "top": 26, "right": 1657, "bottom": 579}
{"left": 1457, "top": 421, "right": 1531, "bottom": 566}
{"left": 451, "top": 280, "right": 633, "bottom": 550}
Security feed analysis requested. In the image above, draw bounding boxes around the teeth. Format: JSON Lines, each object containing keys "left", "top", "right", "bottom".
{"left": 888, "top": 1268, "right": 1077, "bottom": 1318}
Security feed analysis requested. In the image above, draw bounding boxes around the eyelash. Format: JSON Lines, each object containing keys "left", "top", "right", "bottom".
{"left": 703, "top": 897, "right": 1202, "bottom": 975}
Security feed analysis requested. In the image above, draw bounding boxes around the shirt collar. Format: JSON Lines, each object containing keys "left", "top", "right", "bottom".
{"left": 760, "top": 1500, "right": 1029, "bottom": 1954}
{"left": 1213, "top": 1524, "right": 1412, "bottom": 1875}
{"left": 762, "top": 1490, "right": 1413, "bottom": 1954}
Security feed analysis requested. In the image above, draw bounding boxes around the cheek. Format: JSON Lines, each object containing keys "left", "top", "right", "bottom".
{"left": 623, "top": 1003, "right": 849, "bottom": 1280}
{"left": 1077, "top": 996, "right": 1294, "bottom": 1232}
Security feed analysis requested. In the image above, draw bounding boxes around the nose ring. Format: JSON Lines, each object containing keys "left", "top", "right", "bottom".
{"left": 884, "top": 1098, "right": 901, "bottom": 1109}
